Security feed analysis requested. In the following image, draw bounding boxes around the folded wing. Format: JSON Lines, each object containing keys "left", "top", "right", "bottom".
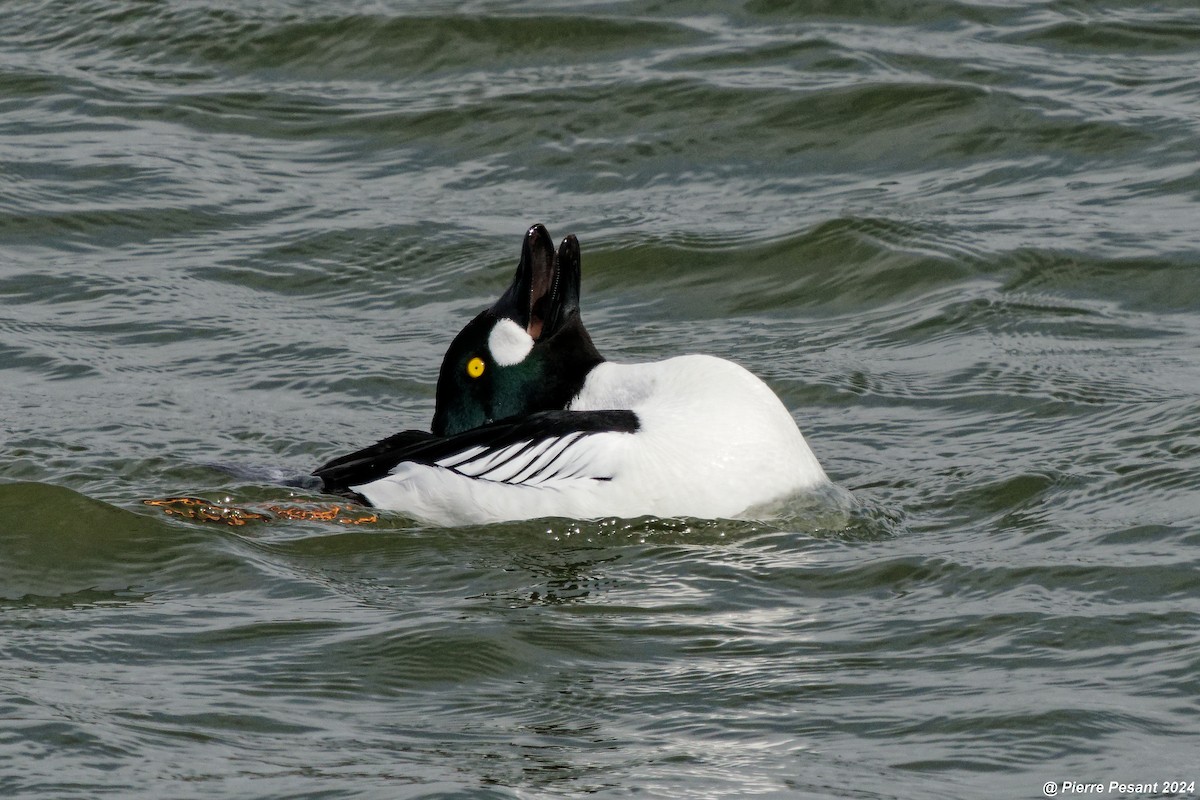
{"left": 314, "top": 410, "right": 639, "bottom": 496}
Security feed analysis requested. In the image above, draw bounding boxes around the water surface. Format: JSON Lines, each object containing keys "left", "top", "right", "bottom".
{"left": 2, "top": 2, "right": 1199, "bottom": 797}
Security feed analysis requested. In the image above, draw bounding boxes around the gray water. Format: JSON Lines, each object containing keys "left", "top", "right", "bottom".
{"left": 2, "top": 1, "right": 1199, "bottom": 798}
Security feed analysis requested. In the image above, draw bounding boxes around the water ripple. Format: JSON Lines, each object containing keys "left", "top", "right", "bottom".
{"left": 4, "top": 1, "right": 1200, "bottom": 797}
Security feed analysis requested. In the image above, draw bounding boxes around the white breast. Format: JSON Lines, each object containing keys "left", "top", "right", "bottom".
{"left": 567, "top": 356, "right": 828, "bottom": 519}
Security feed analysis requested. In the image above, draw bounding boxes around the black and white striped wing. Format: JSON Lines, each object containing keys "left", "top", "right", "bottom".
{"left": 433, "top": 429, "right": 613, "bottom": 485}
{"left": 315, "top": 410, "right": 639, "bottom": 494}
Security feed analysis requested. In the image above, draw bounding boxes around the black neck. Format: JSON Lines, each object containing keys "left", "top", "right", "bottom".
{"left": 534, "top": 313, "right": 604, "bottom": 409}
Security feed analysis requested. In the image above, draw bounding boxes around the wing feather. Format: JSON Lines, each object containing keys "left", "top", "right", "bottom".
{"left": 314, "top": 409, "right": 639, "bottom": 498}
{"left": 509, "top": 434, "right": 581, "bottom": 485}
{"left": 464, "top": 439, "right": 555, "bottom": 483}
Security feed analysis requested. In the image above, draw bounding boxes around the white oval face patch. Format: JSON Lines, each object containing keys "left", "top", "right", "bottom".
{"left": 488, "top": 318, "right": 535, "bottom": 366}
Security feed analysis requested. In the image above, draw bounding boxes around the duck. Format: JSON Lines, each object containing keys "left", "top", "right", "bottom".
{"left": 313, "top": 224, "right": 829, "bottom": 526}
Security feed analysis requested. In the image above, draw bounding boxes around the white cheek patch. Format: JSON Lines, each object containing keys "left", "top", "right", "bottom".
{"left": 488, "top": 318, "right": 535, "bottom": 366}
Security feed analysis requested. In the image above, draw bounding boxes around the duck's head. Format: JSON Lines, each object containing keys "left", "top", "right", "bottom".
{"left": 431, "top": 224, "right": 604, "bottom": 436}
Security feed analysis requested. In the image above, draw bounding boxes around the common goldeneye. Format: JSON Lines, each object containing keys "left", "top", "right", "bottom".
{"left": 314, "top": 224, "right": 828, "bottom": 525}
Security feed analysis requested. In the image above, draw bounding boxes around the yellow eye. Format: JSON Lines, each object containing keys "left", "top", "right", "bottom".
{"left": 466, "top": 356, "right": 485, "bottom": 378}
